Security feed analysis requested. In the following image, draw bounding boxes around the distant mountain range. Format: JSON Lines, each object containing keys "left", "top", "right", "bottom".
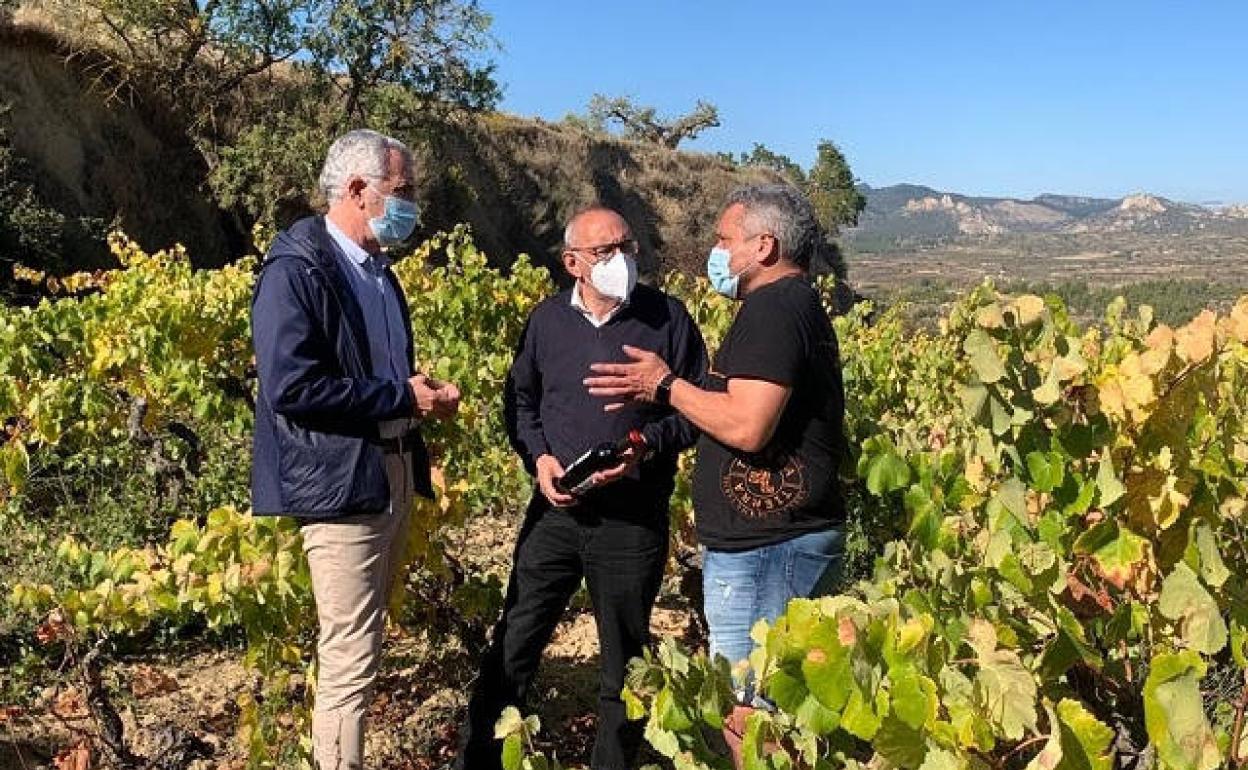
{"left": 845, "top": 184, "right": 1248, "bottom": 248}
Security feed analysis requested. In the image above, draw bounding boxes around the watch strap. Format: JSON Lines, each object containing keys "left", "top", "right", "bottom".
{"left": 655, "top": 372, "right": 677, "bottom": 405}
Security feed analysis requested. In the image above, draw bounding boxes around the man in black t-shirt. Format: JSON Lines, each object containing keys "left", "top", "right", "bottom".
{"left": 585, "top": 184, "right": 848, "bottom": 722}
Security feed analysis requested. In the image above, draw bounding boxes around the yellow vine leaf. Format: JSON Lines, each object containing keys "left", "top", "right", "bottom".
{"left": 1097, "top": 354, "right": 1155, "bottom": 424}
{"left": 1174, "top": 310, "right": 1216, "bottom": 364}
{"left": 1141, "top": 325, "right": 1173, "bottom": 375}
{"left": 977, "top": 303, "right": 1006, "bottom": 329}
{"left": 1149, "top": 474, "right": 1190, "bottom": 531}
{"left": 1012, "top": 295, "right": 1046, "bottom": 326}
{"left": 1053, "top": 352, "right": 1087, "bottom": 382}
{"left": 1229, "top": 297, "right": 1248, "bottom": 343}
{"left": 965, "top": 455, "right": 989, "bottom": 493}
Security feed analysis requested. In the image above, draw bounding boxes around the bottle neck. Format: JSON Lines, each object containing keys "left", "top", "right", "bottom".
{"left": 617, "top": 429, "right": 646, "bottom": 452}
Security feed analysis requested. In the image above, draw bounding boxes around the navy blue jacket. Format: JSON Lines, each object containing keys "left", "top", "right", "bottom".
{"left": 250, "top": 216, "right": 432, "bottom": 518}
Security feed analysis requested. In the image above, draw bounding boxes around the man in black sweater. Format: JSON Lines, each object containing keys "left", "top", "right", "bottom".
{"left": 457, "top": 206, "right": 707, "bottom": 770}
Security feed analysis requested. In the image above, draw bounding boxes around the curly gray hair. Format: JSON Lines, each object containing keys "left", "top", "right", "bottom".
{"left": 725, "top": 184, "right": 818, "bottom": 269}
{"left": 317, "top": 129, "right": 414, "bottom": 204}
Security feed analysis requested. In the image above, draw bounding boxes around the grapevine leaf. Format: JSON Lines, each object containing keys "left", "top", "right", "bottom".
{"left": 792, "top": 689, "right": 842, "bottom": 735}
{"left": 1158, "top": 563, "right": 1227, "bottom": 655}
{"left": 994, "top": 477, "right": 1028, "bottom": 521}
{"left": 1012, "top": 295, "right": 1046, "bottom": 327}
{"left": 1232, "top": 616, "right": 1248, "bottom": 670}
{"left": 1018, "top": 541, "right": 1057, "bottom": 576}
{"left": 1174, "top": 311, "right": 1215, "bottom": 364}
{"left": 990, "top": 394, "right": 1012, "bottom": 436}
{"left": 767, "top": 667, "right": 808, "bottom": 715}
{"left": 1095, "top": 455, "right": 1125, "bottom": 507}
{"left": 1025, "top": 702, "right": 1062, "bottom": 770}
{"left": 977, "top": 303, "right": 1005, "bottom": 329}
{"left": 494, "top": 706, "right": 524, "bottom": 740}
{"left": 1026, "top": 452, "right": 1065, "bottom": 494}
{"left": 874, "top": 716, "right": 927, "bottom": 769}
{"left": 1230, "top": 297, "right": 1248, "bottom": 343}
{"left": 961, "top": 382, "right": 990, "bottom": 422}
{"left": 643, "top": 718, "right": 679, "bottom": 758}
{"left": 1054, "top": 698, "right": 1114, "bottom": 770}
{"left": 964, "top": 330, "right": 1007, "bottom": 384}
{"left": 918, "top": 746, "right": 965, "bottom": 770}
{"left": 1032, "top": 365, "right": 1063, "bottom": 406}
{"left": 1143, "top": 650, "right": 1220, "bottom": 770}
{"left": 840, "top": 686, "right": 884, "bottom": 740}
{"left": 1085, "top": 524, "right": 1148, "bottom": 591}
{"left": 940, "top": 667, "right": 994, "bottom": 750}
{"left": 889, "top": 664, "right": 937, "bottom": 730}
{"left": 1191, "top": 521, "right": 1229, "bottom": 588}
{"left": 0, "top": 441, "right": 30, "bottom": 490}
{"left": 801, "top": 627, "right": 853, "bottom": 713}
{"left": 502, "top": 734, "right": 523, "bottom": 770}
{"left": 973, "top": 644, "right": 1038, "bottom": 741}
{"left": 1039, "top": 608, "right": 1103, "bottom": 680}
{"left": 654, "top": 686, "right": 694, "bottom": 732}
{"left": 867, "top": 450, "right": 911, "bottom": 496}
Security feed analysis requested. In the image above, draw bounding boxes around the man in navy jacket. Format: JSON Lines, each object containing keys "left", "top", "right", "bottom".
{"left": 457, "top": 206, "right": 707, "bottom": 770}
{"left": 251, "top": 129, "right": 459, "bottom": 770}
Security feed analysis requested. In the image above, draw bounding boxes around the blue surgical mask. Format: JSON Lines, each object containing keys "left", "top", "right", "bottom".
{"left": 368, "top": 192, "right": 420, "bottom": 247}
{"left": 707, "top": 246, "right": 744, "bottom": 299}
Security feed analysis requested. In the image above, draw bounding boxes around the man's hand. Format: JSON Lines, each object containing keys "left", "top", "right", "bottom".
{"left": 535, "top": 454, "right": 576, "bottom": 507}
{"left": 409, "top": 374, "right": 461, "bottom": 420}
{"left": 583, "top": 345, "right": 671, "bottom": 412}
{"left": 589, "top": 445, "right": 641, "bottom": 488}
{"left": 430, "top": 379, "right": 461, "bottom": 419}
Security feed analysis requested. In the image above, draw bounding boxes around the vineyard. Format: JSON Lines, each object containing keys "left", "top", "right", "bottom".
{"left": 2, "top": 228, "right": 1246, "bottom": 770}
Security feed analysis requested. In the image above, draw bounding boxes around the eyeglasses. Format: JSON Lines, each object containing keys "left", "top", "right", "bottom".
{"left": 566, "top": 238, "right": 639, "bottom": 262}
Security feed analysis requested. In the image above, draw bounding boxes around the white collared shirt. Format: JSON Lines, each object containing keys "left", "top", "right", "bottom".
{"left": 570, "top": 282, "right": 626, "bottom": 328}
{"left": 325, "top": 218, "right": 415, "bottom": 439}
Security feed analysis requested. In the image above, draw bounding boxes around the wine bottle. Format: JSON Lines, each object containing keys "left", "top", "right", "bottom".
{"left": 554, "top": 429, "right": 647, "bottom": 496}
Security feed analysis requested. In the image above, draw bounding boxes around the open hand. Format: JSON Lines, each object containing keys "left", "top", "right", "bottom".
{"left": 584, "top": 345, "right": 671, "bottom": 411}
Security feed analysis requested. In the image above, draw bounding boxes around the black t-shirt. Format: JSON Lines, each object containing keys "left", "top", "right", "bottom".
{"left": 692, "top": 275, "right": 847, "bottom": 551}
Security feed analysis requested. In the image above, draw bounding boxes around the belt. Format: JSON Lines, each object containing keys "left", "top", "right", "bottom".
{"left": 379, "top": 435, "right": 414, "bottom": 454}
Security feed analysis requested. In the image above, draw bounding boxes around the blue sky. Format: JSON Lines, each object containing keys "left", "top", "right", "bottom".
{"left": 482, "top": 1, "right": 1248, "bottom": 203}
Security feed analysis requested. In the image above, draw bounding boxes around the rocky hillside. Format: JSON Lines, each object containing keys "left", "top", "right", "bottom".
{"left": 0, "top": 25, "right": 241, "bottom": 268}
{"left": 0, "top": 24, "right": 777, "bottom": 281}
{"left": 847, "top": 183, "right": 1248, "bottom": 248}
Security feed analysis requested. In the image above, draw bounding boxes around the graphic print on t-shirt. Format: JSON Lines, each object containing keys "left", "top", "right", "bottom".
{"left": 720, "top": 449, "right": 809, "bottom": 518}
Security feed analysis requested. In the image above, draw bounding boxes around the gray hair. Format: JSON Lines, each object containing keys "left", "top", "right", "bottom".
{"left": 318, "top": 129, "right": 414, "bottom": 205}
{"left": 725, "top": 184, "right": 818, "bottom": 268}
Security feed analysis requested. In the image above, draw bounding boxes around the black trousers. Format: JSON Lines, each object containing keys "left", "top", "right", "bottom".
{"left": 457, "top": 496, "right": 669, "bottom": 770}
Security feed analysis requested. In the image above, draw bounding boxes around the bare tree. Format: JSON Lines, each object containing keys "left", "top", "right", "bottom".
{"left": 587, "top": 95, "right": 720, "bottom": 149}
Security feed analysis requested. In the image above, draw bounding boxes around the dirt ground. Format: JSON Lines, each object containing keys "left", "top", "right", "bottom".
{"left": 0, "top": 606, "right": 695, "bottom": 770}
{"left": 1, "top": 508, "right": 701, "bottom": 770}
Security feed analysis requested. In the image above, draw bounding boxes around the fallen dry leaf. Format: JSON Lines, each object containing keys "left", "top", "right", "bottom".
{"left": 131, "top": 664, "right": 178, "bottom": 699}
{"left": 52, "top": 741, "right": 91, "bottom": 770}
{"left": 51, "top": 687, "right": 89, "bottom": 720}
{"left": 35, "top": 609, "right": 74, "bottom": 646}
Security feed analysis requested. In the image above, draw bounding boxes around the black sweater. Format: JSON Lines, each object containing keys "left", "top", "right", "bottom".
{"left": 504, "top": 283, "right": 708, "bottom": 516}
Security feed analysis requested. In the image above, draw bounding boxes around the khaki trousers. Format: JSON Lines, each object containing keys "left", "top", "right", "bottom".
{"left": 301, "top": 451, "right": 413, "bottom": 770}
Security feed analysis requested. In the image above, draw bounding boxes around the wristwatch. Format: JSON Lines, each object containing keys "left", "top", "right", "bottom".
{"left": 655, "top": 372, "right": 677, "bottom": 406}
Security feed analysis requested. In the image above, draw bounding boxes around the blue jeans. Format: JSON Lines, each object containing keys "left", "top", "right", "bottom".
{"left": 702, "top": 528, "right": 845, "bottom": 678}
